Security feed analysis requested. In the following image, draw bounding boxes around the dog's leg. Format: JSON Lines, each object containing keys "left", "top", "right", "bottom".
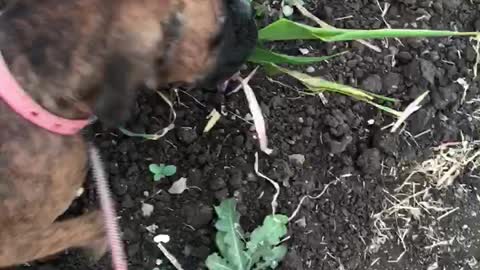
{"left": 0, "top": 210, "right": 107, "bottom": 268}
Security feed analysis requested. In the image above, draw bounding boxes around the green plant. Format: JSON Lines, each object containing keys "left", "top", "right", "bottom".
{"left": 206, "top": 199, "right": 288, "bottom": 270}
{"left": 247, "top": 17, "right": 480, "bottom": 114}
{"left": 249, "top": 18, "right": 478, "bottom": 65}
{"left": 149, "top": 163, "right": 177, "bottom": 181}
{"left": 257, "top": 19, "right": 477, "bottom": 42}
{"left": 266, "top": 64, "right": 402, "bottom": 116}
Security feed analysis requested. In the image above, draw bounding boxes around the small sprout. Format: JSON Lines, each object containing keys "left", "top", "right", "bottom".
{"left": 149, "top": 163, "right": 177, "bottom": 181}
{"left": 141, "top": 203, "right": 154, "bottom": 217}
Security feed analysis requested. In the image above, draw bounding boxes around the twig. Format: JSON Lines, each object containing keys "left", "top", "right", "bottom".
{"left": 157, "top": 243, "right": 185, "bottom": 270}
{"left": 437, "top": 207, "right": 459, "bottom": 221}
{"left": 254, "top": 152, "right": 280, "bottom": 215}
{"left": 237, "top": 68, "right": 273, "bottom": 154}
{"left": 288, "top": 179, "right": 339, "bottom": 221}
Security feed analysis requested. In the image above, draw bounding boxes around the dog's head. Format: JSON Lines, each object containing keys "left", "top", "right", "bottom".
{"left": 156, "top": 0, "right": 258, "bottom": 90}
{"left": 0, "top": 0, "right": 257, "bottom": 129}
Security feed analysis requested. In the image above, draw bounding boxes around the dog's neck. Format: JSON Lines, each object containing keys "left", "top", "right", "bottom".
{"left": 2, "top": 55, "right": 93, "bottom": 120}
{"left": 0, "top": 1, "right": 97, "bottom": 121}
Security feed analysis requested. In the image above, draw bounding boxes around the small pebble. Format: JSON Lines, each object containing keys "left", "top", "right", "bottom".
{"left": 299, "top": 48, "right": 309, "bottom": 55}
{"left": 141, "top": 203, "right": 154, "bottom": 217}
{"left": 145, "top": 224, "right": 159, "bottom": 233}
{"left": 153, "top": 234, "right": 171, "bottom": 243}
{"left": 306, "top": 66, "right": 315, "bottom": 73}
{"left": 288, "top": 154, "right": 306, "bottom": 166}
{"left": 295, "top": 217, "right": 307, "bottom": 228}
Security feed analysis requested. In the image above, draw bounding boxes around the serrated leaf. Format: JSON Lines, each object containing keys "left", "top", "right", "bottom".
{"left": 162, "top": 165, "right": 177, "bottom": 176}
{"left": 247, "top": 215, "right": 288, "bottom": 267}
{"left": 207, "top": 200, "right": 290, "bottom": 270}
{"left": 149, "top": 164, "right": 162, "bottom": 174}
{"left": 214, "top": 199, "right": 248, "bottom": 270}
{"left": 259, "top": 245, "right": 288, "bottom": 269}
{"left": 247, "top": 235, "right": 288, "bottom": 268}
{"left": 252, "top": 246, "right": 288, "bottom": 270}
{"left": 206, "top": 253, "right": 235, "bottom": 270}
{"left": 247, "top": 215, "right": 288, "bottom": 253}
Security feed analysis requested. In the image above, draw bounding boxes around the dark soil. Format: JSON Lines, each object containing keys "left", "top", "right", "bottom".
{"left": 14, "top": 0, "right": 480, "bottom": 270}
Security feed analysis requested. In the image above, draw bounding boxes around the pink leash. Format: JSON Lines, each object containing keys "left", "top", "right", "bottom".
{"left": 89, "top": 145, "right": 128, "bottom": 270}
{"left": 0, "top": 52, "right": 128, "bottom": 269}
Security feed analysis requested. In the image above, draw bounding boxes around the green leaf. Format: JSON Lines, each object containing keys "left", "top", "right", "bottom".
{"left": 162, "top": 165, "right": 177, "bottom": 177}
{"left": 248, "top": 47, "right": 345, "bottom": 65}
{"left": 214, "top": 199, "right": 248, "bottom": 270}
{"left": 248, "top": 215, "right": 288, "bottom": 251}
{"left": 284, "top": 0, "right": 303, "bottom": 6}
{"left": 153, "top": 173, "right": 163, "bottom": 182}
{"left": 266, "top": 64, "right": 401, "bottom": 116}
{"left": 247, "top": 215, "right": 288, "bottom": 267}
{"left": 253, "top": 246, "right": 288, "bottom": 270}
{"left": 274, "top": 64, "right": 394, "bottom": 101}
{"left": 216, "top": 232, "right": 228, "bottom": 256}
{"left": 206, "top": 253, "right": 235, "bottom": 270}
{"left": 207, "top": 199, "right": 290, "bottom": 270}
{"left": 258, "top": 19, "right": 478, "bottom": 42}
{"left": 265, "top": 245, "right": 288, "bottom": 266}
{"left": 149, "top": 164, "right": 162, "bottom": 174}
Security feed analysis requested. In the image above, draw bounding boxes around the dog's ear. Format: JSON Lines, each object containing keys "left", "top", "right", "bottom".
{"left": 94, "top": 53, "right": 137, "bottom": 129}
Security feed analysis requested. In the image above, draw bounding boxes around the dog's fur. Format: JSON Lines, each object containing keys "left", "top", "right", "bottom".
{"left": 0, "top": 0, "right": 257, "bottom": 267}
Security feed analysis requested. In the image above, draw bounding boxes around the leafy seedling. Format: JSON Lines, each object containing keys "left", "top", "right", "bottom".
{"left": 149, "top": 163, "right": 177, "bottom": 181}
{"left": 247, "top": 16, "right": 480, "bottom": 115}
{"left": 206, "top": 199, "right": 288, "bottom": 270}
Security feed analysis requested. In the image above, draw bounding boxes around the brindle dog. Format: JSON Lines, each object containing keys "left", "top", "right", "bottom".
{"left": 0, "top": 0, "right": 257, "bottom": 267}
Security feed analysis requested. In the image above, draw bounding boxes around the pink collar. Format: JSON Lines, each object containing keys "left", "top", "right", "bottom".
{"left": 0, "top": 53, "right": 90, "bottom": 135}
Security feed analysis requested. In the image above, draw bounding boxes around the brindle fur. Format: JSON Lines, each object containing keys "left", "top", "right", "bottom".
{"left": 0, "top": 0, "right": 256, "bottom": 267}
